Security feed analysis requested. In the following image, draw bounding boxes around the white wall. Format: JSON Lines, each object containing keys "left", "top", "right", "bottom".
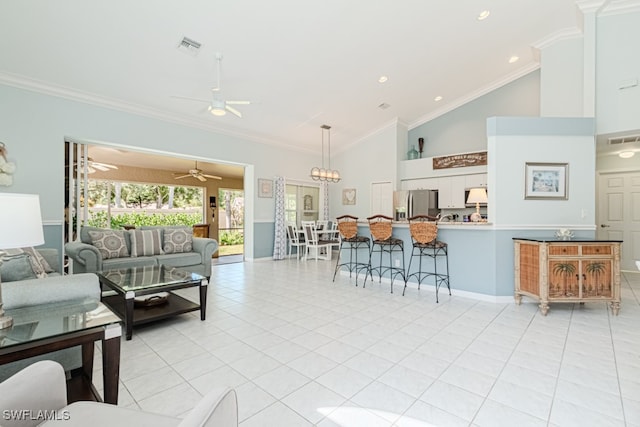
{"left": 488, "top": 117, "right": 596, "bottom": 228}
{"left": 596, "top": 11, "right": 640, "bottom": 135}
{"left": 330, "top": 122, "right": 400, "bottom": 220}
{"left": 540, "top": 37, "right": 585, "bottom": 117}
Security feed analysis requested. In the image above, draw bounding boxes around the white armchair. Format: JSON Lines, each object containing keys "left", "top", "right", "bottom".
{"left": 0, "top": 361, "right": 237, "bottom": 427}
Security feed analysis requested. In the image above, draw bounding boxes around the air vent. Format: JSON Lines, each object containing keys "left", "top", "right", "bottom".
{"left": 608, "top": 135, "right": 640, "bottom": 145}
{"left": 378, "top": 103, "right": 391, "bottom": 110}
{"left": 177, "top": 37, "right": 202, "bottom": 56}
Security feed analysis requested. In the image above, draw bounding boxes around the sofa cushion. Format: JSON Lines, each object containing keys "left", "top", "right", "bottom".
{"left": 0, "top": 247, "right": 54, "bottom": 279}
{"left": 155, "top": 252, "right": 201, "bottom": 268}
{"left": 88, "top": 229, "right": 130, "bottom": 259}
{"left": 128, "top": 229, "right": 164, "bottom": 257}
{"left": 102, "top": 256, "right": 156, "bottom": 270}
{"left": 0, "top": 254, "right": 37, "bottom": 282}
{"left": 163, "top": 227, "right": 193, "bottom": 254}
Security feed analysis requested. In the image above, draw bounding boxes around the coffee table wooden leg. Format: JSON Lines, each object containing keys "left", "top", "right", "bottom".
{"left": 200, "top": 279, "right": 208, "bottom": 321}
{"left": 125, "top": 292, "right": 134, "bottom": 340}
{"left": 102, "top": 323, "right": 121, "bottom": 405}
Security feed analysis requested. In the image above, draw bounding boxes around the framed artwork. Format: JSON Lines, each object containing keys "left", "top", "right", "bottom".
{"left": 524, "top": 162, "right": 568, "bottom": 200}
{"left": 257, "top": 178, "right": 273, "bottom": 198}
{"left": 342, "top": 188, "right": 356, "bottom": 205}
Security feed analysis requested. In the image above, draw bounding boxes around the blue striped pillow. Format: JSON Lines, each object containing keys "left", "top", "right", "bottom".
{"left": 128, "top": 229, "right": 164, "bottom": 257}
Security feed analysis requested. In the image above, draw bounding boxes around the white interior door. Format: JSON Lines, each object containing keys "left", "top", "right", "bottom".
{"left": 597, "top": 171, "right": 640, "bottom": 271}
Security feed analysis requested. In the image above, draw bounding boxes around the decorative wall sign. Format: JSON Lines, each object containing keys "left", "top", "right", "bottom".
{"left": 258, "top": 178, "right": 273, "bottom": 198}
{"left": 524, "top": 162, "right": 568, "bottom": 200}
{"left": 342, "top": 188, "right": 356, "bottom": 205}
{"left": 432, "top": 151, "right": 487, "bottom": 170}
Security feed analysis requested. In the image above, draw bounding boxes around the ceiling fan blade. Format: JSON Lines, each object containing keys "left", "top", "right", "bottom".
{"left": 226, "top": 100, "right": 251, "bottom": 105}
{"left": 173, "top": 174, "right": 191, "bottom": 179}
{"left": 171, "top": 95, "right": 211, "bottom": 103}
{"left": 196, "top": 175, "right": 207, "bottom": 182}
{"left": 202, "top": 174, "right": 223, "bottom": 180}
{"left": 226, "top": 105, "right": 242, "bottom": 118}
{"left": 92, "top": 161, "right": 118, "bottom": 169}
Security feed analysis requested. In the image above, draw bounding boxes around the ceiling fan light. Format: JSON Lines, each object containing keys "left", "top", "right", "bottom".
{"left": 619, "top": 151, "right": 635, "bottom": 158}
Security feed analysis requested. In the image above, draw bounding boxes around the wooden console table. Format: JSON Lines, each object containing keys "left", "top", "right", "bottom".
{"left": 513, "top": 238, "right": 622, "bottom": 315}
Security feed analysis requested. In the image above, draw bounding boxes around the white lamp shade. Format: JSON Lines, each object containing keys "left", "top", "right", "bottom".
{"left": 0, "top": 193, "right": 45, "bottom": 249}
{"left": 466, "top": 188, "right": 488, "bottom": 204}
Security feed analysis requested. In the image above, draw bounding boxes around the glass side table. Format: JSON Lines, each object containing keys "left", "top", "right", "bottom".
{"left": 0, "top": 300, "right": 122, "bottom": 404}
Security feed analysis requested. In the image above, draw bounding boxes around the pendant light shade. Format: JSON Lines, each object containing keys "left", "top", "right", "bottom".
{"left": 310, "top": 125, "right": 341, "bottom": 183}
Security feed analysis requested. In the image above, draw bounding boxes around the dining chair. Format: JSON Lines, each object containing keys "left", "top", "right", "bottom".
{"left": 286, "top": 223, "right": 305, "bottom": 260}
{"left": 303, "top": 222, "right": 331, "bottom": 261}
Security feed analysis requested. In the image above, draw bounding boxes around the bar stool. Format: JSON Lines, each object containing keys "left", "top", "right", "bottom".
{"left": 332, "top": 215, "right": 371, "bottom": 285}
{"left": 403, "top": 215, "right": 451, "bottom": 302}
{"left": 366, "top": 215, "right": 406, "bottom": 293}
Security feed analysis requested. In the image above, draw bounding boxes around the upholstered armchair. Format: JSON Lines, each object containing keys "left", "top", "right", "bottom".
{"left": 0, "top": 361, "right": 238, "bottom": 427}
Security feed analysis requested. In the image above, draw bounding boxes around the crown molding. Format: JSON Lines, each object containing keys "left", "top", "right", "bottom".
{"left": 0, "top": 71, "right": 317, "bottom": 155}
{"left": 407, "top": 62, "right": 540, "bottom": 131}
{"left": 531, "top": 27, "right": 584, "bottom": 50}
{"left": 576, "top": 0, "right": 640, "bottom": 15}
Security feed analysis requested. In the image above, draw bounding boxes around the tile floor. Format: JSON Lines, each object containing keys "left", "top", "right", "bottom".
{"left": 95, "top": 258, "right": 640, "bottom": 426}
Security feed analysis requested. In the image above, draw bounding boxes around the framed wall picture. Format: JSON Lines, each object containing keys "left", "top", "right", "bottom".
{"left": 258, "top": 178, "right": 273, "bottom": 198}
{"left": 524, "top": 162, "right": 568, "bottom": 200}
{"left": 342, "top": 188, "right": 356, "bottom": 205}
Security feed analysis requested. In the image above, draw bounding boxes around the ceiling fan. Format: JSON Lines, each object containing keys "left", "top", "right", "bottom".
{"left": 173, "top": 161, "right": 222, "bottom": 182}
{"left": 76, "top": 158, "right": 118, "bottom": 174}
{"left": 173, "top": 53, "right": 253, "bottom": 118}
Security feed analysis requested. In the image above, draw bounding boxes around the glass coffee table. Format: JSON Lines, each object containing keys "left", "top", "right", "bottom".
{"left": 1, "top": 300, "right": 122, "bottom": 404}
{"left": 98, "top": 265, "right": 208, "bottom": 340}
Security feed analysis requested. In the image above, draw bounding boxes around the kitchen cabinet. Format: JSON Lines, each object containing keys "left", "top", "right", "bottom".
{"left": 513, "top": 238, "right": 621, "bottom": 316}
{"left": 465, "top": 173, "right": 487, "bottom": 189}
{"left": 437, "top": 175, "right": 466, "bottom": 209}
{"left": 401, "top": 178, "right": 439, "bottom": 191}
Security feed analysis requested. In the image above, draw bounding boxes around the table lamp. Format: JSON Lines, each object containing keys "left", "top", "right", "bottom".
{"left": 466, "top": 188, "right": 487, "bottom": 222}
{"left": 0, "top": 193, "right": 44, "bottom": 329}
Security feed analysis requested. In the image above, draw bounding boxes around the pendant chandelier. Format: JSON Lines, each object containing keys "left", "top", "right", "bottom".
{"left": 310, "top": 124, "right": 341, "bottom": 183}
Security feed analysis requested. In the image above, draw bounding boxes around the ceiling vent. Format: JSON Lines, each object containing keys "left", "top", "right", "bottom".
{"left": 177, "top": 37, "right": 202, "bottom": 56}
{"left": 608, "top": 135, "right": 640, "bottom": 145}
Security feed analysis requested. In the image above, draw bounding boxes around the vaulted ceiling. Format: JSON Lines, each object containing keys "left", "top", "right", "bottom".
{"left": 1, "top": 0, "right": 597, "bottom": 154}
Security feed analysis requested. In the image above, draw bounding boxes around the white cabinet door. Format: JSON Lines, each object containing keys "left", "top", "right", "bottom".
{"left": 371, "top": 181, "right": 393, "bottom": 216}
{"left": 402, "top": 178, "right": 439, "bottom": 190}
{"left": 438, "top": 176, "right": 466, "bottom": 209}
{"left": 465, "top": 173, "right": 488, "bottom": 188}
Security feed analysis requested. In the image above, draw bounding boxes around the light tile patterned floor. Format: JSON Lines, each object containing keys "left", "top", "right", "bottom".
{"left": 95, "top": 258, "right": 640, "bottom": 426}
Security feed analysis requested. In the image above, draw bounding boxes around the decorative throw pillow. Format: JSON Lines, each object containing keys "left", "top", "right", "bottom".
{"left": 128, "top": 229, "right": 164, "bottom": 257}
{"left": 0, "top": 254, "right": 38, "bottom": 282}
{"left": 88, "top": 229, "right": 130, "bottom": 259}
{"left": 163, "top": 227, "right": 193, "bottom": 254}
{"left": 0, "top": 248, "right": 52, "bottom": 279}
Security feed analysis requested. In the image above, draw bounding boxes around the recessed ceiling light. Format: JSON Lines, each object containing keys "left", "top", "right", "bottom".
{"left": 477, "top": 10, "right": 490, "bottom": 20}
{"left": 378, "top": 76, "right": 388, "bottom": 83}
{"left": 619, "top": 151, "right": 635, "bottom": 158}
{"left": 434, "top": 96, "right": 443, "bottom": 102}
{"left": 509, "top": 55, "right": 520, "bottom": 64}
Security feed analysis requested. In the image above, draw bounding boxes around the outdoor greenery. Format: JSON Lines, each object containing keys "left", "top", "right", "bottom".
{"left": 219, "top": 230, "right": 244, "bottom": 245}
{"left": 87, "top": 181, "right": 202, "bottom": 209}
{"left": 88, "top": 211, "right": 202, "bottom": 229}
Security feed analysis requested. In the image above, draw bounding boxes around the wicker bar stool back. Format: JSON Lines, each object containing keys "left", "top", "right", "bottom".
{"left": 403, "top": 215, "right": 451, "bottom": 302}
{"left": 332, "top": 215, "right": 371, "bottom": 284}
{"left": 366, "top": 215, "right": 406, "bottom": 293}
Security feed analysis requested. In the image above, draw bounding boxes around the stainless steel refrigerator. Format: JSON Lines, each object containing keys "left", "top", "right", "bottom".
{"left": 393, "top": 190, "right": 440, "bottom": 220}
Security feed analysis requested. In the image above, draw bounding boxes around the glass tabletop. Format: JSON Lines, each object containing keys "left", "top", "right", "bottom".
{"left": 1, "top": 300, "right": 121, "bottom": 350}
{"left": 98, "top": 265, "right": 204, "bottom": 293}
